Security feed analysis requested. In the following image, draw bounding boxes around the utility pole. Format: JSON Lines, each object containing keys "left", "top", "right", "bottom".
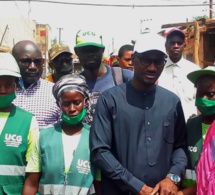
{"left": 112, "top": 37, "right": 114, "bottom": 53}
{"left": 57, "top": 28, "right": 63, "bottom": 44}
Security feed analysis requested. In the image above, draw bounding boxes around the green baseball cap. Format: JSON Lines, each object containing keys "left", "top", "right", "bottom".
{"left": 74, "top": 30, "right": 105, "bottom": 49}
{"left": 187, "top": 66, "right": 215, "bottom": 85}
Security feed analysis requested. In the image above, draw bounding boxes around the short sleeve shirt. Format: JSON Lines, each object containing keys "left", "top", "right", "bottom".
{"left": 13, "top": 79, "right": 61, "bottom": 128}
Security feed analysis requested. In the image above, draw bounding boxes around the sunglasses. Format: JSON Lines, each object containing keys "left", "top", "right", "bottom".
{"left": 53, "top": 57, "right": 73, "bottom": 64}
{"left": 134, "top": 52, "right": 167, "bottom": 68}
{"left": 19, "top": 58, "right": 44, "bottom": 66}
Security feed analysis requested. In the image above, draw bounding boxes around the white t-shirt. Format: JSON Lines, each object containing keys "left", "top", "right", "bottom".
{"left": 26, "top": 128, "right": 81, "bottom": 174}
{"left": 62, "top": 131, "right": 81, "bottom": 174}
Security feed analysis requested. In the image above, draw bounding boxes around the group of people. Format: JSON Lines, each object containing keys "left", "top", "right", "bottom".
{"left": 0, "top": 28, "right": 214, "bottom": 195}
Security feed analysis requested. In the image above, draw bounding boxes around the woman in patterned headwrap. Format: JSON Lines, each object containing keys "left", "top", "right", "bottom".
{"left": 22, "top": 74, "right": 99, "bottom": 195}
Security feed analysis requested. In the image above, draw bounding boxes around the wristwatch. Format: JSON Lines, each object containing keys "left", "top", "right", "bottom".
{"left": 166, "top": 173, "right": 181, "bottom": 186}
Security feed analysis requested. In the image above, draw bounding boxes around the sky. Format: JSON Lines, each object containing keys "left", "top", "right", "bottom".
{"left": 1, "top": 0, "right": 213, "bottom": 54}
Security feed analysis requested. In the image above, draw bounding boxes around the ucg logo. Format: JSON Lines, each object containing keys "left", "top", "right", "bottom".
{"left": 5, "top": 134, "right": 22, "bottom": 142}
{"left": 82, "top": 31, "right": 96, "bottom": 36}
{"left": 188, "top": 146, "right": 197, "bottom": 152}
{"left": 77, "top": 159, "right": 90, "bottom": 169}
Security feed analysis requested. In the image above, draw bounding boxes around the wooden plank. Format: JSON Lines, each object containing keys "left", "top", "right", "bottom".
{"left": 193, "top": 21, "right": 200, "bottom": 66}
{"left": 161, "top": 21, "right": 202, "bottom": 28}
{"left": 161, "top": 19, "right": 215, "bottom": 29}
{"left": 201, "top": 60, "right": 213, "bottom": 66}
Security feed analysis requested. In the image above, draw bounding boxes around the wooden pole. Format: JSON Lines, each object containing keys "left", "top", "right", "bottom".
{"left": 210, "top": 0, "right": 213, "bottom": 19}
{"left": 193, "top": 21, "right": 200, "bottom": 67}
{"left": 44, "top": 26, "right": 47, "bottom": 79}
{"left": 0, "top": 25, "right": 8, "bottom": 46}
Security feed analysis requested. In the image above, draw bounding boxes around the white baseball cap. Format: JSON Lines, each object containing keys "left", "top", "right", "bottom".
{"left": 0, "top": 53, "right": 21, "bottom": 77}
{"left": 133, "top": 33, "right": 167, "bottom": 56}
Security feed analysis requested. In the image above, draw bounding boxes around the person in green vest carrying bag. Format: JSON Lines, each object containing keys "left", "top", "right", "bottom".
{"left": 22, "top": 74, "right": 99, "bottom": 195}
{"left": 177, "top": 66, "right": 215, "bottom": 195}
{"left": 0, "top": 52, "right": 39, "bottom": 195}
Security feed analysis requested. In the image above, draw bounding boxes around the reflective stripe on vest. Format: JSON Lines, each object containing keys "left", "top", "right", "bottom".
{"left": 39, "top": 184, "right": 90, "bottom": 195}
{"left": 185, "top": 169, "right": 196, "bottom": 180}
{"left": 0, "top": 165, "right": 25, "bottom": 176}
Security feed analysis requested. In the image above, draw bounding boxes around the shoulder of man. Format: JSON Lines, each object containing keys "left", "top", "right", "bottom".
{"left": 156, "top": 85, "right": 182, "bottom": 104}
{"left": 181, "top": 58, "right": 201, "bottom": 71}
{"left": 39, "top": 79, "right": 58, "bottom": 104}
{"left": 157, "top": 84, "right": 179, "bottom": 96}
{"left": 40, "top": 78, "right": 55, "bottom": 86}
{"left": 39, "top": 78, "right": 56, "bottom": 93}
{"left": 111, "top": 67, "right": 133, "bottom": 85}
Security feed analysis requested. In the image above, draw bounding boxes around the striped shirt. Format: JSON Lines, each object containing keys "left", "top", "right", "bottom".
{"left": 13, "top": 78, "right": 61, "bottom": 128}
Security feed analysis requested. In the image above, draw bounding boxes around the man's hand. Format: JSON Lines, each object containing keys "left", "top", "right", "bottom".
{"left": 176, "top": 184, "right": 196, "bottom": 195}
{"left": 151, "top": 178, "right": 178, "bottom": 195}
{"left": 138, "top": 184, "right": 153, "bottom": 195}
{"left": 189, "top": 114, "right": 197, "bottom": 119}
{"left": 176, "top": 191, "right": 183, "bottom": 195}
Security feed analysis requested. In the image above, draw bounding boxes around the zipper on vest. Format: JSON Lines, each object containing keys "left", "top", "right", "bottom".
{"left": 62, "top": 173, "right": 68, "bottom": 195}
{"left": 64, "top": 174, "right": 68, "bottom": 186}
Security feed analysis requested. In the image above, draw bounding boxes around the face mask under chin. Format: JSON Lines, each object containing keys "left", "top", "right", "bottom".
{"left": 61, "top": 108, "right": 87, "bottom": 126}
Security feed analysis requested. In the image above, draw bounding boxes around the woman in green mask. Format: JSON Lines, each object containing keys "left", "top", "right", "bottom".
{"left": 22, "top": 74, "right": 100, "bottom": 195}
{"left": 0, "top": 52, "right": 39, "bottom": 194}
{"left": 178, "top": 66, "right": 215, "bottom": 195}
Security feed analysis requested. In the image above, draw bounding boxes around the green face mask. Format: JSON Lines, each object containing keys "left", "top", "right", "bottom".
{"left": 195, "top": 98, "right": 215, "bottom": 116}
{"left": 0, "top": 92, "right": 16, "bottom": 109}
{"left": 61, "top": 108, "right": 87, "bottom": 126}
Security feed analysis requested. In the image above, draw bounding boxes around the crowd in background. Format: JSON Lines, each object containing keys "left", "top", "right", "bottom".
{"left": 0, "top": 28, "right": 215, "bottom": 195}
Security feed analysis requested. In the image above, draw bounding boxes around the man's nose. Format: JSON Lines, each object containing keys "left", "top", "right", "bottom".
{"left": 147, "top": 61, "right": 157, "bottom": 71}
{"left": 173, "top": 43, "right": 180, "bottom": 47}
{"left": 128, "top": 59, "right": 132, "bottom": 65}
{"left": 0, "top": 85, "right": 7, "bottom": 93}
{"left": 28, "top": 62, "right": 37, "bottom": 69}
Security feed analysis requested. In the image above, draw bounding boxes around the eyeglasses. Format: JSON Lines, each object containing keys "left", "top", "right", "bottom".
{"left": 53, "top": 57, "right": 73, "bottom": 64}
{"left": 134, "top": 52, "right": 167, "bottom": 68}
{"left": 19, "top": 58, "right": 44, "bottom": 66}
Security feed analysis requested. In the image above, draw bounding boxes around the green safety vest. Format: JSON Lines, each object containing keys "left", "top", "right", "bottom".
{"left": 38, "top": 122, "right": 95, "bottom": 195}
{"left": 0, "top": 105, "right": 32, "bottom": 195}
{"left": 183, "top": 115, "right": 203, "bottom": 188}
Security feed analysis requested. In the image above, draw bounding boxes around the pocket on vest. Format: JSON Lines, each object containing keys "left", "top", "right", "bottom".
{"left": 2, "top": 184, "right": 23, "bottom": 195}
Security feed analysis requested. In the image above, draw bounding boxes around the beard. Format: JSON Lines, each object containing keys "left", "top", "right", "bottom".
{"left": 55, "top": 64, "right": 73, "bottom": 74}
{"left": 83, "top": 59, "right": 101, "bottom": 71}
{"left": 143, "top": 81, "right": 155, "bottom": 86}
